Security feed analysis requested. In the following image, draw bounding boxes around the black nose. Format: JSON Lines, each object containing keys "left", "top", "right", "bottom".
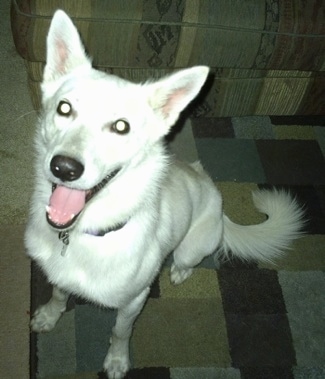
{"left": 50, "top": 155, "right": 84, "bottom": 182}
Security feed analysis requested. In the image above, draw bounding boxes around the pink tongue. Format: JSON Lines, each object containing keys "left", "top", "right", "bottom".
{"left": 47, "top": 186, "right": 86, "bottom": 226}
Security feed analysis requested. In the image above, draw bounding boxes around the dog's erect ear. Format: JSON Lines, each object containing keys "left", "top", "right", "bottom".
{"left": 147, "top": 66, "right": 209, "bottom": 128}
{"left": 43, "top": 10, "right": 91, "bottom": 83}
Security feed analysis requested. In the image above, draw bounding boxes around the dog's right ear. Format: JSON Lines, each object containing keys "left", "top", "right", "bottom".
{"left": 43, "top": 10, "right": 91, "bottom": 83}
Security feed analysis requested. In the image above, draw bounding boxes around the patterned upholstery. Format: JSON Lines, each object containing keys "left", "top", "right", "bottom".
{"left": 11, "top": 0, "right": 325, "bottom": 115}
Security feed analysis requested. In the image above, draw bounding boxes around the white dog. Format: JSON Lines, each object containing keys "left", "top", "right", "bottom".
{"left": 26, "top": 10, "right": 304, "bottom": 379}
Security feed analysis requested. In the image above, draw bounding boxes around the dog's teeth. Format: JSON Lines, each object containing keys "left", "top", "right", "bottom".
{"left": 46, "top": 205, "right": 51, "bottom": 213}
{"left": 70, "top": 214, "right": 75, "bottom": 220}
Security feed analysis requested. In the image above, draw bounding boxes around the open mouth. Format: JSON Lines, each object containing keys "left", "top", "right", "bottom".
{"left": 46, "top": 168, "right": 120, "bottom": 230}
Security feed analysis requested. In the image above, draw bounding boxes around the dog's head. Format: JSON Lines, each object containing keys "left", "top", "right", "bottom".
{"left": 39, "top": 10, "right": 209, "bottom": 230}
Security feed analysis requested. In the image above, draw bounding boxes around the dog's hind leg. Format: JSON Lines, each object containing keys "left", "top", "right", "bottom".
{"left": 171, "top": 217, "right": 223, "bottom": 285}
{"left": 104, "top": 287, "right": 150, "bottom": 379}
{"left": 30, "top": 286, "right": 69, "bottom": 332}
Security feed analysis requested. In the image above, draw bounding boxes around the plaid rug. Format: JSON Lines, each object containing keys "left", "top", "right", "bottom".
{"left": 30, "top": 116, "right": 325, "bottom": 379}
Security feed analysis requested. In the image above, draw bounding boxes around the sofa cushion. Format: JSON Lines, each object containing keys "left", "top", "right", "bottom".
{"left": 11, "top": 0, "right": 325, "bottom": 115}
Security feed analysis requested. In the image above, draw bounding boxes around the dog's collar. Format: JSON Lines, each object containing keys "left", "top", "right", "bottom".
{"left": 84, "top": 221, "right": 127, "bottom": 236}
{"left": 58, "top": 221, "right": 127, "bottom": 256}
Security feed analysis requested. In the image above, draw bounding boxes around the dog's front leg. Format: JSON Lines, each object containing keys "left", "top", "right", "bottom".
{"left": 30, "top": 286, "right": 69, "bottom": 332}
{"left": 104, "top": 287, "right": 150, "bottom": 379}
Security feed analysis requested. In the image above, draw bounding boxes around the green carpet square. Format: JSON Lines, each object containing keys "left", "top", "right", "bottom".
{"left": 259, "top": 235, "right": 325, "bottom": 271}
{"left": 232, "top": 116, "right": 274, "bottom": 139}
{"left": 46, "top": 373, "right": 98, "bottom": 379}
{"left": 75, "top": 305, "right": 117, "bottom": 372}
{"left": 37, "top": 310, "right": 76, "bottom": 378}
{"left": 195, "top": 139, "right": 266, "bottom": 183}
{"left": 278, "top": 271, "right": 325, "bottom": 366}
{"left": 293, "top": 367, "right": 325, "bottom": 379}
{"left": 170, "top": 367, "right": 241, "bottom": 379}
{"left": 159, "top": 268, "right": 220, "bottom": 299}
{"left": 217, "top": 182, "right": 265, "bottom": 225}
{"left": 315, "top": 125, "right": 325, "bottom": 157}
{"left": 273, "top": 125, "right": 315, "bottom": 140}
{"left": 132, "top": 298, "right": 230, "bottom": 368}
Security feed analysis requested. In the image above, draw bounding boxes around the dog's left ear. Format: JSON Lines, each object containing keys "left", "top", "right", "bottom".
{"left": 147, "top": 66, "right": 209, "bottom": 128}
{"left": 43, "top": 10, "right": 91, "bottom": 83}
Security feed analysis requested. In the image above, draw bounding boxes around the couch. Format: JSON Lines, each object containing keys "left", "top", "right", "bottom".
{"left": 11, "top": 0, "right": 325, "bottom": 116}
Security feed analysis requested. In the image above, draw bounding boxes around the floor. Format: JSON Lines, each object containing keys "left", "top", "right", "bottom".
{"left": 0, "top": 1, "right": 35, "bottom": 378}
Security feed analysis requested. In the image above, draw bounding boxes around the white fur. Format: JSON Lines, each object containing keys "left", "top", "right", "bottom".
{"left": 26, "top": 10, "right": 304, "bottom": 379}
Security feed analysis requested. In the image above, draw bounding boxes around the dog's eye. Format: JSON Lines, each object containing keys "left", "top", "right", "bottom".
{"left": 57, "top": 100, "right": 72, "bottom": 117}
{"left": 111, "top": 119, "right": 130, "bottom": 135}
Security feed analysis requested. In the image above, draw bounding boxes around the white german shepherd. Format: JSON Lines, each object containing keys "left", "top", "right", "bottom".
{"left": 26, "top": 10, "right": 304, "bottom": 379}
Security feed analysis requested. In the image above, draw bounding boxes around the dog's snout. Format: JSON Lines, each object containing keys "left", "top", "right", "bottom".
{"left": 50, "top": 155, "right": 84, "bottom": 182}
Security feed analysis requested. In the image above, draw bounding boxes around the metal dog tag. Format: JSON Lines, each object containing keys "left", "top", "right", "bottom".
{"left": 58, "top": 231, "right": 70, "bottom": 256}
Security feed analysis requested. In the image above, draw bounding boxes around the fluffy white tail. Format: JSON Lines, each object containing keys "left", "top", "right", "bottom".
{"left": 221, "top": 189, "right": 305, "bottom": 263}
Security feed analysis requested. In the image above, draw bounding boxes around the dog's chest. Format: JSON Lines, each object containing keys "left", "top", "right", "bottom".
{"left": 31, "top": 227, "right": 153, "bottom": 307}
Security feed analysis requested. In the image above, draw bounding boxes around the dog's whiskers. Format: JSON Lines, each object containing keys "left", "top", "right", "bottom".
{"left": 14, "top": 109, "right": 37, "bottom": 123}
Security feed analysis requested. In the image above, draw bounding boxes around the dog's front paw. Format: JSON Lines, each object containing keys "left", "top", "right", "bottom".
{"left": 30, "top": 304, "right": 63, "bottom": 333}
{"left": 103, "top": 351, "right": 130, "bottom": 379}
{"left": 170, "top": 263, "right": 193, "bottom": 285}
